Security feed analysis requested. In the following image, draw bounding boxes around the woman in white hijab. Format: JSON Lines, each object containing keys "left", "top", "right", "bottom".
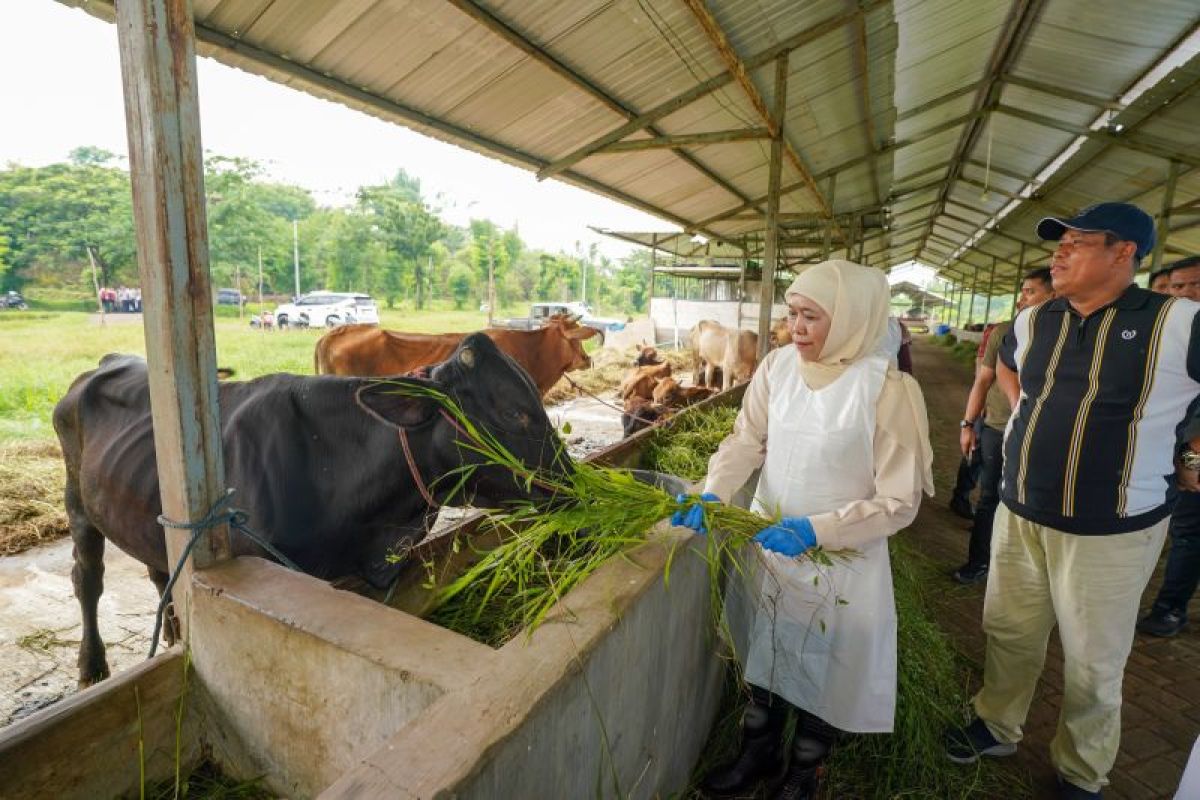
{"left": 674, "top": 259, "right": 934, "bottom": 799}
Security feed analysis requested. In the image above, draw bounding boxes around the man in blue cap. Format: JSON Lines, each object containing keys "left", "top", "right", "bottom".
{"left": 945, "top": 202, "right": 1200, "bottom": 799}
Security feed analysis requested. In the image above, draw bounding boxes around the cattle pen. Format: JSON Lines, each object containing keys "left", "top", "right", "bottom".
{"left": 2, "top": 0, "right": 1199, "bottom": 798}
{"left": 0, "top": 386, "right": 747, "bottom": 798}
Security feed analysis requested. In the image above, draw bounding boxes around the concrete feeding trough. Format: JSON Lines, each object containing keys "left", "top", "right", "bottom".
{"left": 0, "top": 387, "right": 747, "bottom": 799}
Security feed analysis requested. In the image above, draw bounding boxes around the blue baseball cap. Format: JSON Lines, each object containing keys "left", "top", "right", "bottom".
{"left": 1036, "top": 202, "right": 1156, "bottom": 260}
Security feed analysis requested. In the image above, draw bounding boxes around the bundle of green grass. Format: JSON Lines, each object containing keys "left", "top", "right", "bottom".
{"left": 383, "top": 387, "right": 828, "bottom": 647}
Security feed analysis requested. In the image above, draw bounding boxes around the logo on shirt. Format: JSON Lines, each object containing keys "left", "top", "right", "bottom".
{"left": 1121, "top": 329, "right": 1137, "bottom": 340}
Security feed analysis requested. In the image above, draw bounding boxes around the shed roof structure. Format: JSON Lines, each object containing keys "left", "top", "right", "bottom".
{"left": 62, "top": 0, "right": 1197, "bottom": 291}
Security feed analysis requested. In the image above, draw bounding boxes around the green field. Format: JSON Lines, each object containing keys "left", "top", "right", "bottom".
{"left": 0, "top": 304, "right": 504, "bottom": 443}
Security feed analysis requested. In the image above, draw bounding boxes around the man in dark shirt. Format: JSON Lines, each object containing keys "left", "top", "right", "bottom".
{"left": 1138, "top": 254, "right": 1200, "bottom": 637}
{"left": 945, "top": 203, "right": 1200, "bottom": 799}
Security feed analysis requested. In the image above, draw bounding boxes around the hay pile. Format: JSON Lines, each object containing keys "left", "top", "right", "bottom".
{"left": 0, "top": 441, "right": 68, "bottom": 555}
{"left": 543, "top": 345, "right": 694, "bottom": 404}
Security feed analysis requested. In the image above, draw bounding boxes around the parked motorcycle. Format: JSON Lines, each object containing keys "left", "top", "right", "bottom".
{"left": 3, "top": 291, "right": 28, "bottom": 311}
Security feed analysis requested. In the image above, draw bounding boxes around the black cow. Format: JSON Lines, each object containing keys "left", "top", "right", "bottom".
{"left": 54, "top": 333, "right": 570, "bottom": 685}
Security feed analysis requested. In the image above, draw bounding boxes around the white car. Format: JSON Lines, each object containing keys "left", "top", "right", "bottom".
{"left": 274, "top": 292, "right": 379, "bottom": 328}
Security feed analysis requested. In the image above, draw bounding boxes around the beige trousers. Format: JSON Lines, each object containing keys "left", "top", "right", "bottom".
{"left": 973, "top": 503, "right": 1168, "bottom": 792}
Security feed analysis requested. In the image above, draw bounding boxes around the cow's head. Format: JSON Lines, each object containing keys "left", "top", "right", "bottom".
{"left": 356, "top": 333, "right": 572, "bottom": 507}
{"left": 633, "top": 344, "right": 661, "bottom": 367}
{"left": 544, "top": 315, "right": 599, "bottom": 373}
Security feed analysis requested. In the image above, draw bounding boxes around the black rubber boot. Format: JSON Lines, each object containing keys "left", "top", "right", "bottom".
{"left": 700, "top": 687, "right": 789, "bottom": 797}
{"left": 773, "top": 711, "right": 837, "bottom": 800}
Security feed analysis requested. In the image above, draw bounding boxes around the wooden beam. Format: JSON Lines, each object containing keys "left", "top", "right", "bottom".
{"left": 759, "top": 55, "right": 788, "bottom": 360}
{"left": 994, "top": 104, "right": 1200, "bottom": 167}
{"left": 897, "top": 82, "right": 983, "bottom": 122}
{"left": 115, "top": 0, "right": 231, "bottom": 632}
{"left": 595, "top": 127, "right": 771, "bottom": 153}
{"left": 537, "top": 4, "right": 880, "bottom": 182}
{"left": 682, "top": 0, "right": 836, "bottom": 224}
{"left": 853, "top": 13, "right": 882, "bottom": 206}
{"left": 1001, "top": 73, "right": 1123, "bottom": 111}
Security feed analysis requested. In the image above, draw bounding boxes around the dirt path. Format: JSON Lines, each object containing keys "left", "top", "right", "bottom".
{"left": 908, "top": 337, "right": 1200, "bottom": 800}
{"left": 0, "top": 393, "right": 627, "bottom": 729}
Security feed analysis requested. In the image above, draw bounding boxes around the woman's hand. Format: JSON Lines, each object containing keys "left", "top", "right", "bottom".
{"left": 754, "top": 517, "right": 817, "bottom": 556}
{"left": 671, "top": 492, "right": 720, "bottom": 535}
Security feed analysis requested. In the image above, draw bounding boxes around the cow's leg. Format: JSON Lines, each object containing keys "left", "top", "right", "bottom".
{"left": 693, "top": 360, "right": 704, "bottom": 387}
{"left": 148, "top": 567, "right": 180, "bottom": 647}
{"left": 66, "top": 483, "right": 109, "bottom": 686}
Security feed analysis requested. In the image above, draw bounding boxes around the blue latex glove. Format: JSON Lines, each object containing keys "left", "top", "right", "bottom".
{"left": 671, "top": 492, "right": 720, "bottom": 535}
{"left": 754, "top": 517, "right": 817, "bottom": 557}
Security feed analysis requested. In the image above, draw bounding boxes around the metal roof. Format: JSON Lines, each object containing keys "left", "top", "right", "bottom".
{"left": 60, "top": 0, "right": 1199, "bottom": 291}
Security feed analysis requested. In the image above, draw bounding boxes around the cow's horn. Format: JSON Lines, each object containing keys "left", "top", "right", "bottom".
{"left": 459, "top": 347, "right": 475, "bottom": 367}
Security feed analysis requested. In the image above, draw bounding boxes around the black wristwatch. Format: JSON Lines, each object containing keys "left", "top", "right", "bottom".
{"left": 959, "top": 419, "right": 976, "bottom": 429}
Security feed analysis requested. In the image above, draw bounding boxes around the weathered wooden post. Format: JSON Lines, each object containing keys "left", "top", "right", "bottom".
{"left": 116, "top": 0, "right": 231, "bottom": 638}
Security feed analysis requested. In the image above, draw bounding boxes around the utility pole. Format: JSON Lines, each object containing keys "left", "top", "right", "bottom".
{"left": 581, "top": 254, "right": 588, "bottom": 305}
{"left": 487, "top": 246, "right": 496, "bottom": 327}
{"left": 292, "top": 219, "right": 300, "bottom": 299}
{"left": 257, "top": 247, "right": 264, "bottom": 333}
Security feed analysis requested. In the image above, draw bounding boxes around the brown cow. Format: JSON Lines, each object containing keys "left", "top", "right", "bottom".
{"left": 652, "top": 377, "right": 717, "bottom": 408}
{"left": 621, "top": 396, "right": 667, "bottom": 437}
{"left": 722, "top": 328, "right": 759, "bottom": 389}
{"left": 771, "top": 316, "right": 791, "bottom": 347}
{"left": 315, "top": 315, "right": 598, "bottom": 397}
{"left": 633, "top": 344, "right": 662, "bottom": 367}
{"left": 619, "top": 361, "right": 672, "bottom": 401}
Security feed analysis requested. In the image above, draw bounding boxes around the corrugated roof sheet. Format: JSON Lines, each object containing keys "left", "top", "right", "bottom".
{"left": 61, "top": 0, "right": 1199, "bottom": 288}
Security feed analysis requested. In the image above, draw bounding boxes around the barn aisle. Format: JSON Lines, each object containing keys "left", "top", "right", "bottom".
{"left": 907, "top": 337, "right": 1200, "bottom": 800}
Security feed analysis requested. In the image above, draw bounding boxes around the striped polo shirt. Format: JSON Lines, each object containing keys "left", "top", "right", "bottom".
{"left": 999, "top": 285, "right": 1200, "bottom": 534}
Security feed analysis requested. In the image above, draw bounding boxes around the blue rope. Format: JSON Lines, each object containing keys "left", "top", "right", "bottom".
{"left": 149, "top": 489, "right": 300, "bottom": 658}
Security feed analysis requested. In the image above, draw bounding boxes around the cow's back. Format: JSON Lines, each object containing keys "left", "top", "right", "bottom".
{"left": 316, "top": 325, "right": 464, "bottom": 376}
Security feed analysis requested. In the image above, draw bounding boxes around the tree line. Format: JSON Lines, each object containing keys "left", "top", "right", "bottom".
{"left": 0, "top": 147, "right": 653, "bottom": 313}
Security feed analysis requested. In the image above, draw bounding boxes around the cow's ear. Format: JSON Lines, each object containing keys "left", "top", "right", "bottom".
{"left": 566, "top": 325, "right": 599, "bottom": 341}
{"left": 355, "top": 381, "right": 438, "bottom": 429}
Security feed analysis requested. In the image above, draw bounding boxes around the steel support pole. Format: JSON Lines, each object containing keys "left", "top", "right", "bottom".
{"left": 115, "top": 0, "right": 231, "bottom": 635}
{"left": 983, "top": 256, "right": 998, "bottom": 322}
{"left": 1150, "top": 161, "right": 1181, "bottom": 273}
{"left": 966, "top": 263, "right": 981, "bottom": 326}
{"left": 1011, "top": 242, "right": 1026, "bottom": 315}
{"left": 758, "top": 55, "right": 788, "bottom": 359}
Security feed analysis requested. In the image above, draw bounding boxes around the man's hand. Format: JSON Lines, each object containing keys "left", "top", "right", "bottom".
{"left": 960, "top": 425, "right": 977, "bottom": 459}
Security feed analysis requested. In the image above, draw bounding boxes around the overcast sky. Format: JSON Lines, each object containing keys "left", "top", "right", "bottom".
{"left": 0, "top": 1, "right": 677, "bottom": 259}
